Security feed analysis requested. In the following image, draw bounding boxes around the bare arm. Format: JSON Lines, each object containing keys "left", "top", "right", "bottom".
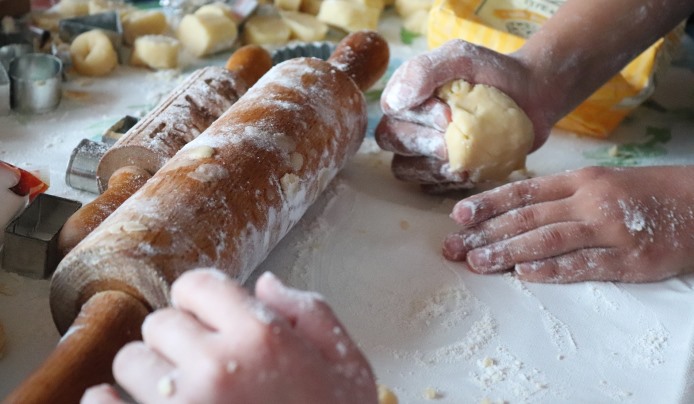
{"left": 518, "top": 0, "right": 694, "bottom": 126}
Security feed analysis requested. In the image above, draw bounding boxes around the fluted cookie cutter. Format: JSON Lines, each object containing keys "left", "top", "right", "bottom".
{"left": 58, "top": 11, "right": 124, "bottom": 62}
{"left": 9, "top": 53, "right": 63, "bottom": 114}
{"left": 271, "top": 41, "right": 336, "bottom": 65}
{"left": 2, "top": 193, "right": 82, "bottom": 279}
{"left": 65, "top": 115, "right": 139, "bottom": 194}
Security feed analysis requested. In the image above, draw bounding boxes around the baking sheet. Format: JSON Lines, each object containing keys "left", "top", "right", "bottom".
{"left": 2, "top": 12, "right": 694, "bottom": 402}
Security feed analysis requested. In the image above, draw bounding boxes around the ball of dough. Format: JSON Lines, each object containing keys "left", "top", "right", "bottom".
{"left": 69, "top": 29, "right": 118, "bottom": 77}
{"left": 438, "top": 80, "right": 534, "bottom": 182}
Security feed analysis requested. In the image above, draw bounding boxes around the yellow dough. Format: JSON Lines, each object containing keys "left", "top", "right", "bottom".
{"left": 242, "top": 15, "right": 291, "bottom": 45}
{"left": 130, "top": 35, "right": 181, "bottom": 70}
{"left": 122, "top": 10, "right": 168, "bottom": 45}
{"left": 438, "top": 80, "right": 534, "bottom": 182}
{"left": 275, "top": 0, "right": 302, "bottom": 11}
{"left": 377, "top": 384, "right": 398, "bottom": 404}
{"left": 281, "top": 11, "right": 328, "bottom": 42}
{"left": 177, "top": 13, "right": 238, "bottom": 57}
{"left": 195, "top": 2, "right": 238, "bottom": 22}
{"left": 70, "top": 29, "right": 118, "bottom": 77}
{"left": 317, "top": 0, "right": 381, "bottom": 32}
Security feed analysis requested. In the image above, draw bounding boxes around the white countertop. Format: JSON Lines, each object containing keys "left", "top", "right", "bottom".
{"left": 2, "top": 12, "right": 694, "bottom": 403}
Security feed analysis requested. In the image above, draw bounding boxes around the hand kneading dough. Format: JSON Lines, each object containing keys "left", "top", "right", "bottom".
{"left": 131, "top": 35, "right": 180, "bottom": 69}
{"left": 70, "top": 29, "right": 118, "bottom": 76}
{"left": 438, "top": 80, "right": 533, "bottom": 182}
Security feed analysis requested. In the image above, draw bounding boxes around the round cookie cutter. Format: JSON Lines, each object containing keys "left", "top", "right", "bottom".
{"left": 9, "top": 53, "right": 63, "bottom": 114}
{"left": 0, "top": 43, "right": 33, "bottom": 71}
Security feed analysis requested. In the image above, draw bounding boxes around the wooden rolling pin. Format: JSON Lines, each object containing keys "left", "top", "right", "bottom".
{"left": 5, "top": 31, "right": 389, "bottom": 404}
{"left": 56, "top": 45, "right": 274, "bottom": 257}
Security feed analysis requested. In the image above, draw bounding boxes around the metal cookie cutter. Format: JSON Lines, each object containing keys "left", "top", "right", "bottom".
{"left": 9, "top": 53, "right": 63, "bottom": 114}
{"left": 65, "top": 115, "right": 139, "bottom": 194}
{"left": 271, "top": 41, "right": 337, "bottom": 65}
{"left": 0, "top": 64, "right": 9, "bottom": 116}
{"left": 58, "top": 12, "right": 124, "bottom": 62}
{"left": 0, "top": 32, "right": 33, "bottom": 71}
{"left": 2, "top": 193, "right": 82, "bottom": 279}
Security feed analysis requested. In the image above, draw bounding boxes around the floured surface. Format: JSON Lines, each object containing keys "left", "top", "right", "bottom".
{"left": 2, "top": 13, "right": 694, "bottom": 401}
{"left": 252, "top": 139, "right": 694, "bottom": 403}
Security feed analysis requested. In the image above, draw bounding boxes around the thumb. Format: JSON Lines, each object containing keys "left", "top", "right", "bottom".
{"left": 381, "top": 40, "right": 495, "bottom": 114}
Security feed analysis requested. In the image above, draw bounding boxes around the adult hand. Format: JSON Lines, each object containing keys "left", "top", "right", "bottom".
{"left": 82, "top": 269, "right": 377, "bottom": 404}
{"left": 375, "top": 39, "right": 555, "bottom": 193}
{"left": 443, "top": 166, "right": 694, "bottom": 283}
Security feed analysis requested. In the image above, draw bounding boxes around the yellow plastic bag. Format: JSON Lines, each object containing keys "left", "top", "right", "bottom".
{"left": 427, "top": 0, "right": 683, "bottom": 137}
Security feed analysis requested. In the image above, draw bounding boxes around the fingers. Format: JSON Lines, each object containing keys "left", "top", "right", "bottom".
{"left": 112, "top": 342, "right": 176, "bottom": 404}
{"left": 443, "top": 199, "right": 576, "bottom": 260}
{"left": 515, "top": 248, "right": 622, "bottom": 283}
{"left": 387, "top": 98, "right": 451, "bottom": 131}
{"left": 170, "top": 268, "right": 277, "bottom": 333}
{"left": 141, "top": 308, "right": 212, "bottom": 367}
{"left": 375, "top": 116, "right": 446, "bottom": 159}
{"left": 449, "top": 175, "right": 577, "bottom": 227}
{"left": 81, "top": 384, "right": 127, "bottom": 404}
{"left": 392, "top": 154, "right": 470, "bottom": 184}
{"left": 461, "top": 221, "right": 607, "bottom": 274}
{"left": 381, "top": 40, "right": 497, "bottom": 113}
{"left": 254, "top": 272, "right": 365, "bottom": 364}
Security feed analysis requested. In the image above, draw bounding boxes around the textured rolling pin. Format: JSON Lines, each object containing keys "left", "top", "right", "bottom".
{"left": 56, "top": 45, "right": 274, "bottom": 257}
{"left": 6, "top": 30, "right": 389, "bottom": 404}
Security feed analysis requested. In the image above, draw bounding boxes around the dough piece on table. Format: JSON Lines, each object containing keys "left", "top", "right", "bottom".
{"left": 70, "top": 29, "right": 118, "bottom": 77}
{"left": 122, "top": 10, "right": 168, "bottom": 45}
{"left": 394, "top": 0, "right": 432, "bottom": 18}
{"left": 280, "top": 11, "right": 328, "bottom": 42}
{"left": 242, "top": 15, "right": 291, "bottom": 45}
{"left": 195, "top": 2, "right": 239, "bottom": 22}
{"left": 275, "top": 0, "right": 302, "bottom": 11}
{"left": 130, "top": 35, "right": 181, "bottom": 70}
{"left": 438, "top": 80, "right": 534, "bottom": 182}
{"left": 177, "top": 13, "right": 238, "bottom": 57}
{"left": 377, "top": 384, "right": 398, "bottom": 404}
{"left": 317, "top": 0, "right": 381, "bottom": 32}
{"left": 300, "top": 0, "right": 323, "bottom": 15}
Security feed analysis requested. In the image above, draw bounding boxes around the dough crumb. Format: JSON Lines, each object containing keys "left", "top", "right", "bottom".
{"left": 157, "top": 375, "right": 175, "bottom": 397}
{"left": 423, "top": 387, "right": 442, "bottom": 400}
{"left": 226, "top": 360, "right": 239, "bottom": 373}
{"left": 377, "top": 384, "right": 398, "bottom": 404}
{"left": 481, "top": 356, "right": 495, "bottom": 367}
{"left": 399, "top": 219, "right": 410, "bottom": 230}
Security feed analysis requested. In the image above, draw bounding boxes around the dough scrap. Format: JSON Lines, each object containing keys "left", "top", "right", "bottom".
{"left": 438, "top": 80, "right": 533, "bottom": 182}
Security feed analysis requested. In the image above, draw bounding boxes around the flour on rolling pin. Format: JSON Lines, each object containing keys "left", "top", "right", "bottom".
{"left": 96, "top": 66, "right": 247, "bottom": 190}
{"left": 51, "top": 30, "right": 388, "bottom": 332}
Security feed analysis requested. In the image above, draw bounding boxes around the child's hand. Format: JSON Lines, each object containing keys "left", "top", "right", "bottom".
{"left": 443, "top": 166, "right": 694, "bottom": 283}
{"left": 375, "top": 39, "right": 553, "bottom": 192}
{"left": 82, "top": 269, "right": 377, "bottom": 404}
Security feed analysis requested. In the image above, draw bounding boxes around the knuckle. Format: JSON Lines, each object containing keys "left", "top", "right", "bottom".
{"left": 538, "top": 227, "right": 565, "bottom": 250}
{"left": 511, "top": 207, "right": 538, "bottom": 230}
